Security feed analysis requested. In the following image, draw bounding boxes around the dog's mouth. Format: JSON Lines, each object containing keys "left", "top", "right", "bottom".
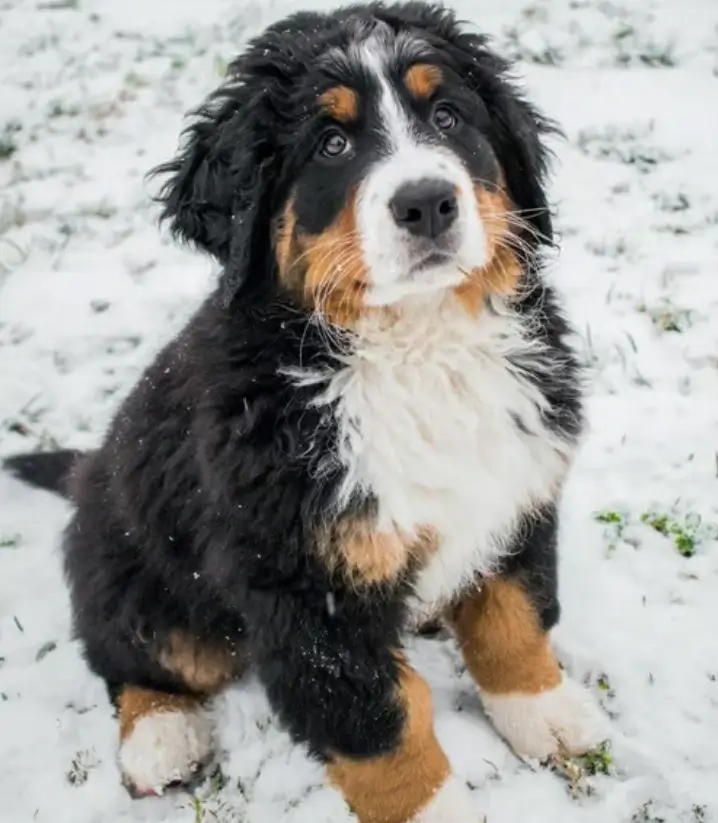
{"left": 410, "top": 250, "right": 454, "bottom": 273}
{"left": 364, "top": 250, "right": 469, "bottom": 306}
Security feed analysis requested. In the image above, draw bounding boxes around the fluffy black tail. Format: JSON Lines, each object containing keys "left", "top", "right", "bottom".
{"left": 3, "top": 449, "right": 86, "bottom": 498}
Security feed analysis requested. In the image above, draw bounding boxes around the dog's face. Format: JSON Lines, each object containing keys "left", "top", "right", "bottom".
{"left": 279, "top": 31, "right": 505, "bottom": 312}
{"left": 155, "top": 3, "right": 555, "bottom": 324}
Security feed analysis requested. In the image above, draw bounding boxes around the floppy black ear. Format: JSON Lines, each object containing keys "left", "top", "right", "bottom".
{"left": 369, "top": 2, "right": 558, "bottom": 244}
{"left": 152, "top": 87, "right": 249, "bottom": 263}
{"left": 466, "top": 48, "right": 558, "bottom": 245}
{"left": 150, "top": 68, "right": 282, "bottom": 306}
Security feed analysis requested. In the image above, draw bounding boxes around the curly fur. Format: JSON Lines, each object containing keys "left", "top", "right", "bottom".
{"left": 3, "top": 2, "right": 588, "bottom": 809}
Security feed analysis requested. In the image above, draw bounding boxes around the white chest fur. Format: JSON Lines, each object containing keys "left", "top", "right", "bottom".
{"left": 298, "top": 295, "right": 574, "bottom": 615}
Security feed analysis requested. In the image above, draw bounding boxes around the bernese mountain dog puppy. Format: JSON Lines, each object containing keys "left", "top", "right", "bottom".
{"left": 4, "top": 2, "right": 607, "bottom": 819}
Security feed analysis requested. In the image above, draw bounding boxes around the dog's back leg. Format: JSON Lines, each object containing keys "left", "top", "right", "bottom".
{"left": 97, "top": 631, "right": 248, "bottom": 797}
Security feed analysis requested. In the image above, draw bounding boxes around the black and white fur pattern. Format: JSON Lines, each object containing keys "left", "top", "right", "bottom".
{"left": 3, "top": 2, "right": 605, "bottom": 814}
{"left": 350, "top": 33, "right": 489, "bottom": 303}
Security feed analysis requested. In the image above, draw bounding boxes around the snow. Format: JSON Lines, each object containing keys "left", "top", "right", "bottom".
{"left": 1, "top": 0, "right": 717, "bottom": 821}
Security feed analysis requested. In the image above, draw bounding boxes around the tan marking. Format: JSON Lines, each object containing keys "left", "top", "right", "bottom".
{"left": 449, "top": 577, "right": 562, "bottom": 695}
{"left": 318, "top": 518, "right": 438, "bottom": 587}
{"left": 404, "top": 64, "right": 443, "bottom": 100}
{"left": 328, "top": 663, "right": 450, "bottom": 823}
{"left": 274, "top": 190, "right": 370, "bottom": 328}
{"left": 118, "top": 686, "right": 202, "bottom": 740}
{"left": 157, "top": 630, "right": 245, "bottom": 693}
{"left": 301, "top": 193, "right": 369, "bottom": 327}
{"left": 454, "top": 186, "right": 522, "bottom": 317}
{"left": 319, "top": 85, "right": 359, "bottom": 122}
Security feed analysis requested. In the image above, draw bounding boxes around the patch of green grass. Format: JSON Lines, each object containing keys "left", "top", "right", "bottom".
{"left": 186, "top": 794, "right": 238, "bottom": 823}
{"left": 594, "top": 510, "right": 628, "bottom": 554}
{"left": 596, "top": 673, "right": 616, "bottom": 699}
{"left": 0, "top": 533, "right": 22, "bottom": 548}
{"left": 636, "top": 299, "right": 694, "bottom": 334}
{"left": 184, "top": 765, "right": 244, "bottom": 823}
{"left": 205, "top": 764, "right": 229, "bottom": 794}
{"left": 0, "top": 138, "right": 17, "bottom": 160}
{"left": 612, "top": 21, "right": 677, "bottom": 68}
{"left": 550, "top": 740, "right": 613, "bottom": 798}
{"left": 0, "top": 120, "right": 22, "bottom": 160}
{"left": 188, "top": 796, "right": 206, "bottom": 823}
{"left": 594, "top": 511, "right": 625, "bottom": 526}
{"left": 579, "top": 741, "right": 614, "bottom": 776}
{"left": 576, "top": 124, "right": 672, "bottom": 174}
{"left": 640, "top": 509, "right": 709, "bottom": 557}
{"left": 692, "top": 805, "right": 707, "bottom": 821}
{"left": 499, "top": 12, "right": 564, "bottom": 67}
{"left": 48, "top": 99, "right": 81, "bottom": 118}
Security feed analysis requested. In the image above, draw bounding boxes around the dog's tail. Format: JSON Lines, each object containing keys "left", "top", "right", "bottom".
{"left": 3, "top": 449, "right": 87, "bottom": 499}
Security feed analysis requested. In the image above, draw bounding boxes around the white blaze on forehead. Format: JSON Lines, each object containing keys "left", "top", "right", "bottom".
{"left": 350, "top": 32, "right": 489, "bottom": 305}
{"left": 357, "top": 38, "right": 416, "bottom": 152}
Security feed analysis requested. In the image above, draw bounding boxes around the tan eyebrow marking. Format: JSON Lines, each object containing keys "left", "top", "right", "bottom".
{"left": 319, "top": 85, "right": 359, "bottom": 122}
{"left": 404, "top": 63, "right": 443, "bottom": 100}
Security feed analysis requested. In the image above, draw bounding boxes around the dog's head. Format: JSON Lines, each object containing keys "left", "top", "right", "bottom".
{"left": 153, "top": 2, "right": 556, "bottom": 324}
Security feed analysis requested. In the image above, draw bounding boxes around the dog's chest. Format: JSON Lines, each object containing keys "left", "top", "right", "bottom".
{"left": 328, "top": 301, "right": 570, "bottom": 612}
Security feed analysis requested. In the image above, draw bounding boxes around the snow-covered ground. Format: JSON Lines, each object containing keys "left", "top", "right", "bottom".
{"left": 1, "top": 0, "right": 717, "bottom": 820}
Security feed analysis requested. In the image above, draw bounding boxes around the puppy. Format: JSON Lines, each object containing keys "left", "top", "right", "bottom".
{"left": 4, "top": 2, "right": 606, "bottom": 820}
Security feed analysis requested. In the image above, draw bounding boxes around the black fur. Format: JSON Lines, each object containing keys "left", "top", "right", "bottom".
{"left": 151, "top": 0, "right": 559, "bottom": 303}
{"left": 4, "top": 1, "right": 581, "bottom": 770}
{"left": 3, "top": 449, "right": 84, "bottom": 498}
{"left": 501, "top": 504, "right": 562, "bottom": 633}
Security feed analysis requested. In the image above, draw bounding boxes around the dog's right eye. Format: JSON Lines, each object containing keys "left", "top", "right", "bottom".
{"left": 318, "top": 129, "right": 352, "bottom": 159}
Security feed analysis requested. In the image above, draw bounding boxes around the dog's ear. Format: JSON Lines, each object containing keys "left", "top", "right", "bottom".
{"left": 370, "top": 3, "right": 557, "bottom": 244}
{"left": 462, "top": 46, "right": 558, "bottom": 245}
{"left": 150, "top": 79, "right": 274, "bottom": 288}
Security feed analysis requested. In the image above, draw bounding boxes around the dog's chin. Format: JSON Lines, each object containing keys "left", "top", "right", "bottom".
{"left": 364, "top": 259, "right": 469, "bottom": 308}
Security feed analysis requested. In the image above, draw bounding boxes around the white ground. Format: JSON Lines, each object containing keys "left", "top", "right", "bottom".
{"left": 1, "top": 0, "right": 717, "bottom": 821}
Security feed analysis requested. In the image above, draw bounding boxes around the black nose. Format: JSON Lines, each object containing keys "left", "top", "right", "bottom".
{"left": 389, "top": 179, "right": 458, "bottom": 239}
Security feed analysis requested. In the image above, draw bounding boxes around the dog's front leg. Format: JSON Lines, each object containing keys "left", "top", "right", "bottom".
{"left": 327, "top": 663, "right": 477, "bottom": 823}
{"left": 449, "top": 506, "right": 606, "bottom": 761}
{"left": 245, "top": 591, "right": 477, "bottom": 823}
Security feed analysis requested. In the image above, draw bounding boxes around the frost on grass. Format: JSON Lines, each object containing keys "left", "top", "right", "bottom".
{"left": 549, "top": 742, "right": 614, "bottom": 799}
{"left": 497, "top": 0, "right": 682, "bottom": 68}
{"left": 184, "top": 765, "right": 248, "bottom": 823}
{"left": 640, "top": 509, "right": 715, "bottom": 558}
{"left": 0, "top": 120, "right": 22, "bottom": 160}
{"left": 636, "top": 298, "right": 695, "bottom": 334}
{"left": 594, "top": 506, "right": 716, "bottom": 558}
{"left": 67, "top": 750, "right": 100, "bottom": 787}
{"left": 575, "top": 122, "right": 676, "bottom": 173}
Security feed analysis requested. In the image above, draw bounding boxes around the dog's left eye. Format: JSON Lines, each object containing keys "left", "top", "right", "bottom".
{"left": 432, "top": 105, "right": 459, "bottom": 132}
{"left": 318, "top": 129, "right": 352, "bottom": 158}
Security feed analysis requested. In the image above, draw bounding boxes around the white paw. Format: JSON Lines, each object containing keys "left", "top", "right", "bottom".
{"left": 119, "top": 708, "right": 213, "bottom": 795}
{"left": 411, "top": 774, "right": 478, "bottom": 822}
{"left": 481, "top": 674, "right": 607, "bottom": 761}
